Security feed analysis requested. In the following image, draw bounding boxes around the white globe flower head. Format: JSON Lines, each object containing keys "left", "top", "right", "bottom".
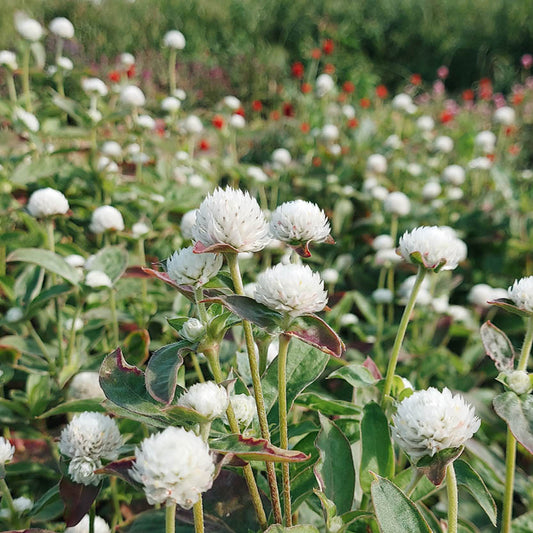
{"left": 132, "top": 221, "right": 150, "bottom": 238}
{"left": 223, "top": 95, "right": 241, "bottom": 110}
{"left": 416, "top": 115, "right": 435, "bottom": 132}
{"left": 68, "top": 372, "right": 105, "bottom": 401}
{"left": 131, "top": 426, "right": 215, "bottom": 507}
{"left": 57, "top": 56, "right": 74, "bottom": 71}
{"left": 321, "top": 268, "right": 339, "bottom": 284}
{"left": 90, "top": 205, "right": 124, "bottom": 233}
{"left": 384, "top": 191, "right": 411, "bottom": 216}
{"left": 136, "top": 114, "right": 155, "bottom": 130}
{"left": 230, "top": 113, "right": 246, "bottom": 129}
{"left": 342, "top": 104, "right": 356, "bottom": 119}
{"left": 327, "top": 143, "right": 342, "bottom": 157}
{"left": 392, "top": 387, "right": 480, "bottom": 462}
{"left": 447, "top": 305, "right": 471, "bottom": 323}
{"left": 385, "top": 134, "right": 402, "bottom": 150}
{"left": 49, "top": 17, "right": 74, "bottom": 39}
{"left": 322, "top": 124, "right": 339, "bottom": 142}
{"left": 65, "top": 514, "right": 111, "bottom": 533}
{"left": 101, "top": 141, "right": 122, "bottom": 159}
{"left": 59, "top": 412, "right": 122, "bottom": 461}
{"left": 398, "top": 226, "right": 467, "bottom": 271}
{"left": 468, "top": 284, "right": 495, "bottom": 308}
{"left": 247, "top": 166, "right": 268, "bottom": 183}
{"left": 372, "top": 288, "right": 393, "bottom": 304}
{"left": 372, "top": 234, "right": 394, "bottom": 251}
{"left": 0, "top": 437, "right": 15, "bottom": 465}
{"left": 84, "top": 270, "right": 113, "bottom": 289}
{"left": 272, "top": 148, "right": 292, "bottom": 169}
{"left": 65, "top": 254, "right": 86, "bottom": 268}
{"left": 68, "top": 456, "right": 101, "bottom": 486}
{"left": 0, "top": 51, "right": 17, "bottom": 70}
{"left": 120, "top": 52, "right": 135, "bottom": 67}
{"left": 184, "top": 114, "right": 203, "bottom": 134}
{"left": 163, "top": 30, "right": 186, "bottom": 49}
{"left": 180, "top": 318, "right": 205, "bottom": 342}
{"left": 375, "top": 248, "right": 403, "bottom": 267}
{"left": 227, "top": 394, "right": 256, "bottom": 428}
{"left": 27, "top": 187, "right": 69, "bottom": 218}
{"left": 507, "top": 370, "right": 532, "bottom": 395}
{"left": 254, "top": 263, "right": 328, "bottom": 318}
{"left": 15, "top": 13, "right": 43, "bottom": 41}
{"left": 366, "top": 154, "right": 387, "bottom": 175}
{"left": 372, "top": 185, "right": 388, "bottom": 201}
{"left": 161, "top": 96, "right": 181, "bottom": 112}
{"left": 442, "top": 165, "right": 466, "bottom": 186}
{"left": 469, "top": 157, "right": 492, "bottom": 170}
{"left": 422, "top": 180, "right": 442, "bottom": 200}
{"left": 316, "top": 73, "right": 334, "bottom": 97}
{"left": 493, "top": 106, "right": 516, "bottom": 126}
{"left": 177, "top": 381, "right": 229, "bottom": 420}
{"left": 120, "top": 85, "right": 146, "bottom": 107}
{"left": 13, "top": 108, "right": 39, "bottom": 132}
{"left": 447, "top": 187, "right": 463, "bottom": 200}
{"left": 192, "top": 187, "right": 270, "bottom": 253}
{"left": 434, "top": 135, "right": 454, "bottom": 153}
{"left": 6, "top": 307, "right": 24, "bottom": 323}
{"left": 166, "top": 246, "right": 223, "bottom": 287}
{"left": 174, "top": 88, "right": 187, "bottom": 100}
{"left": 270, "top": 200, "right": 332, "bottom": 251}
{"left": 180, "top": 209, "right": 198, "bottom": 240}
{"left": 65, "top": 317, "right": 84, "bottom": 332}
{"left": 391, "top": 93, "right": 413, "bottom": 112}
{"left": 88, "top": 109, "right": 102, "bottom": 123}
{"left": 12, "top": 496, "right": 33, "bottom": 514}
{"left": 474, "top": 130, "right": 496, "bottom": 153}
{"left": 340, "top": 313, "right": 359, "bottom": 326}
{"left": 508, "top": 276, "right": 533, "bottom": 313}
{"left": 406, "top": 163, "right": 422, "bottom": 177}
{"left": 81, "top": 78, "right": 108, "bottom": 97}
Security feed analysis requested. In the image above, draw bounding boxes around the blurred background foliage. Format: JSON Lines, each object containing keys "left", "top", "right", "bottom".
{"left": 1, "top": 0, "right": 533, "bottom": 103}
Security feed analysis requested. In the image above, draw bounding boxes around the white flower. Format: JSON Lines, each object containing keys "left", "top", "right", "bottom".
{"left": 434, "top": 135, "right": 454, "bottom": 153}
{"left": 247, "top": 166, "right": 268, "bottom": 183}
{"left": 416, "top": 115, "right": 435, "bottom": 132}
{"left": 327, "top": 143, "right": 341, "bottom": 156}
{"left": 223, "top": 95, "right": 241, "bottom": 110}
{"left": 340, "top": 313, "right": 359, "bottom": 326}
{"left": 442, "top": 165, "right": 465, "bottom": 186}
{"left": 166, "top": 246, "right": 223, "bottom": 286}
{"left": 270, "top": 200, "right": 331, "bottom": 245}
{"left": 163, "top": 30, "right": 186, "bottom": 49}
{"left": 366, "top": 154, "right": 387, "bottom": 175}
{"left": 227, "top": 394, "right": 256, "bottom": 428}
{"left": 447, "top": 187, "right": 463, "bottom": 200}
{"left": 507, "top": 370, "right": 531, "bottom": 395}
{"left": 27, "top": 187, "right": 69, "bottom": 217}
{"left": 342, "top": 104, "right": 356, "bottom": 119}
{"left": 90, "top": 205, "right": 124, "bottom": 233}
{"left": 65, "top": 514, "right": 111, "bottom": 533}
{"left": 177, "top": 382, "right": 229, "bottom": 420}
{"left": 0, "top": 437, "right": 15, "bottom": 464}
{"left": 88, "top": 109, "right": 102, "bottom": 123}
{"left": 15, "top": 13, "right": 43, "bottom": 41}
{"left": 474, "top": 131, "right": 496, "bottom": 153}
{"left": 447, "top": 305, "right": 471, "bottom": 323}
{"left": 316, "top": 73, "right": 334, "bottom": 97}
{"left": 81, "top": 78, "right": 108, "bottom": 97}
{"left": 12, "top": 496, "right": 33, "bottom": 514}
{"left": 174, "top": 88, "right": 187, "bottom": 100}
{"left": 372, "top": 234, "right": 394, "bottom": 251}
{"left": 385, "top": 134, "right": 402, "bottom": 149}
{"left": 372, "top": 288, "right": 393, "bottom": 304}
{"left": 468, "top": 284, "right": 495, "bottom": 307}
{"left": 254, "top": 263, "right": 328, "bottom": 317}
{"left": 161, "top": 96, "right": 181, "bottom": 112}
{"left": 65, "top": 254, "right": 86, "bottom": 268}
{"left": 65, "top": 318, "right": 84, "bottom": 333}
{"left": 13, "top": 108, "right": 39, "bottom": 132}
{"left": 57, "top": 56, "right": 74, "bottom": 70}
{"left": 422, "top": 180, "right": 442, "bottom": 200}
{"left": 230, "top": 114, "right": 246, "bottom": 129}
{"left": 68, "top": 456, "right": 101, "bottom": 485}
{"left": 392, "top": 387, "right": 480, "bottom": 461}
{"left": 494, "top": 106, "right": 515, "bottom": 125}
{"left": 59, "top": 412, "right": 122, "bottom": 461}
{"left": 97, "top": 156, "right": 118, "bottom": 173}
{"left": 136, "top": 114, "right": 155, "bottom": 129}
{"left": 272, "top": 148, "right": 291, "bottom": 168}
{"left": 0, "top": 50, "right": 17, "bottom": 70}
{"left": 384, "top": 191, "right": 411, "bottom": 216}
{"left": 391, "top": 93, "right": 413, "bottom": 112}
{"left": 469, "top": 157, "right": 492, "bottom": 170}
{"left": 120, "top": 53, "right": 135, "bottom": 66}
{"left": 180, "top": 209, "right": 198, "bottom": 239}
{"left": 508, "top": 276, "right": 533, "bottom": 312}
{"left": 180, "top": 318, "right": 205, "bottom": 342}
{"left": 131, "top": 427, "right": 214, "bottom": 507}
{"left": 68, "top": 372, "right": 105, "bottom": 401}
{"left": 184, "top": 114, "right": 203, "bottom": 134}
{"left": 120, "top": 85, "right": 146, "bottom": 107}
{"left": 322, "top": 124, "right": 339, "bottom": 142}
{"left": 375, "top": 248, "right": 403, "bottom": 267}
{"left": 6, "top": 307, "right": 24, "bottom": 323}
{"left": 49, "top": 17, "right": 74, "bottom": 39}
{"left": 84, "top": 270, "right": 112, "bottom": 288}
{"left": 398, "top": 226, "right": 467, "bottom": 271}
{"left": 101, "top": 141, "right": 122, "bottom": 158}
{"left": 321, "top": 268, "right": 339, "bottom": 284}
{"left": 132, "top": 222, "right": 150, "bottom": 238}
{"left": 406, "top": 163, "right": 422, "bottom": 177}
{"left": 192, "top": 187, "right": 270, "bottom": 252}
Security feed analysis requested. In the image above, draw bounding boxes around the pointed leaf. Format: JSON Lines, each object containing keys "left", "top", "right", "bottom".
{"left": 7, "top": 249, "right": 80, "bottom": 285}
{"left": 327, "top": 363, "right": 376, "bottom": 388}
{"left": 454, "top": 459, "right": 497, "bottom": 526}
{"left": 210, "top": 434, "right": 309, "bottom": 463}
{"left": 123, "top": 329, "right": 150, "bottom": 367}
{"left": 87, "top": 246, "right": 128, "bottom": 284}
{"left": 363, "top": 356, "right": 382, "bottom": 380}
{"left": 314, "top": 413, "right": 355, "bottom": 514}
{"left": 480, "top": 321, "right": 515, "bottom": 372}
{"left": 488, "top": 298, "right": 531, "bottom": 317}
{"left": 296, "top": 392, "right": 361, "bottom": 416}
{"left": 193, "top": 241, "right": 239, "bottom": 254}
{"left": 416, "top": 447, "right": 464, "bottom": 486}
{"left": 27, "top": 284, "right": 74, "bottom": 315}
{"left": 202, "top": 294, "right": 283, "bottom": 330}
{"left": 142, "top": 267, "right": 181, "bottom": 289}
{"left": 59, "top": 477, "right": 100, "bottom": 527}
{"left": 371, "top": 474, "right": 432, "bottom": 533}
{"left": 145, "top": 342, "right": 187, "bottom": 404}
{"left": 360, "top": 402, "right": 394, "bottom": 492}
{"left": 493, "top": 392, "right": 533, "bottom": 453}
{"left": 95, "top": 457, "right": 141, "bottom": 488}
{"left": 38, "top": 399, "right": 106, "bottom": 418}
{"left": 287, "top": 314, "right": 345, "bottom": 357}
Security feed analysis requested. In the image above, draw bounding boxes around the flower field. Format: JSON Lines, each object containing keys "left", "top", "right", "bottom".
{"left": 2, "top": 6, "right": 533, "bottom": 533}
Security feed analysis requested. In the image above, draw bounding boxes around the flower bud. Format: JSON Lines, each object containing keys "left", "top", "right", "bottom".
{"left": 507, "top": 370, "right": 532, "bottom": 395}
{"left": 180, "top": 318, "right": 205, "bottom": 342}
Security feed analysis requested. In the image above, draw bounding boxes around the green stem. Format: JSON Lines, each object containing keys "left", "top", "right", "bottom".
{"left": 381, "top": 266, "right": 426, "bottom": 403}
{"left": 165, "top": 502, "right": 176, "bottom": 533}
{"left": 193, "top": 497, "right": 204, "bottom": 533}
{"left": 66, "top": 297, "right": 83, "bottom": 368}
{"left": 7, "top": 72, "right": 17, "bottom": 103}
{"left": 278, "top": 333, "right": 292, "bottom": 526}
{"left": 517, "top": 315, "right": 533, "bottom": 370}
{"left": 191, "top": 352, "right": 206, "bottom": 383}
{"left": 169, "top": 49, "right": 177, "bottom": 94}
{"left": 225, "top": 252, "right": 283, "bottom": 524}
{"left": 22, "top": 46, "right": 32, "bottom": 112}
{"left": 110, "top": 477, "right": 121, "bottom": 530}
{"left": 194, "top": 287, "right": 208, "bottom": 324}
{"left": 446, "top": 463, "right": 458, "bottom": 533}
{"left": 89, "top": 502, "right": 96, "bottom": 533}
{"left": 0, "top": 478, "right": 17, "bottom": 523}
{"left": 109, "top": 288, "right": 120, "bottom": 347}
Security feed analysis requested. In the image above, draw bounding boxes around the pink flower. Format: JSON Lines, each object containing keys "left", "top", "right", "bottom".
{"left": 521, "top": 54, "right": 533, "bottom": 69}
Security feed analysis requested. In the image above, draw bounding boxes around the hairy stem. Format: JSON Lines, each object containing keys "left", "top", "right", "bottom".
{"left": 446, "top": 463, "right": 458, "bottom": 533}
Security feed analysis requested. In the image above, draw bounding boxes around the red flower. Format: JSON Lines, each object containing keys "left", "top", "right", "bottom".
{"left": 291, "top": 61, "right": 305, "bottom": 79}
{"left": 252, "top": 100, "right": 263, "bottom": 112}
{"left": 126, "top": 65, "right": 135, "bottom": 79}
{"left": 343, "top": 81, "right": 355, "bottom": 93}
{"left": 155, "top": 119, "right": 166, "bottom": 137}
{"left": 312, "top": 156, "right": 322, "bottom": 167}
{"left": 311, "top": 48, "right": 321, "bottom": 60}
{"left": 508, "top": 144, "right": 520, "bottom": 155}
{"left": 198, "top": 139, "right": 210, "bottom": 151}
{"left": 440, "top": 110, "right": 454, "bottom": 123}
{"left": 324, "top": 63, "right": 335, "bottom": 75}
{"left": 301, "top": 82, "right": 312, "bottom": 94}
{"left": 410, "top": 73, "right": 422, "bottom": 86}
{"left": 322, "top": 39, "right": 334, "bottom": 55}
{"left": 270, "top": 110, "right": 281, "bottom": 121}
{"left": 505, "top": 126, "right": 516, "bottom": 137}
{"left": 462, "top": 89, "right": 475, "bottom": 101}
{"left": 359, "top": 97, "right": 371, "bottom": 109}
{"left": 300, "top": 122, "right": 310, "bottom": 133}
{"left": 347, "top": 118, "right": 359, "bottom": 129}
{"left": 108, "top": 70, "right": 121, "bottom": 83}
{"left": 212, "top": 114, "right": 225, "bottom": 129}
{"left": 375, "top": 85, "right": 388, "bottom": 99}
{"left": 512, "top": 92, "right": 524, "bottom": 105}
{"left": 486, "top": 153, "right": 495, "bottom": 161}
{"left": 282, "top": 102, "right": 295, "bottom": 117}
{"left": 478, "top": 78, "right": 493, "bottom": 100}
{"left": 235, "top": 106, "right": 245, "bottom": 117}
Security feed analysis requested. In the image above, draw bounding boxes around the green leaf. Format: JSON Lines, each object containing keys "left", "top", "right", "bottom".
{"left": 263, "top": 339, "right": 330, "bottom": 425}
{"left": 287, "top": 314, "right": 345, "bottom": 357}
{"left": 327, "top": 363, "right": 376, "bottom": 388}
{"left": 371, "top": 474, "right": 432, "bottom": 533}
{"left": 211, "top": 434, "right": 310, "bottom": 463}
{"left": 454, "top": 459, "right": 497, "bottom": 526}
{"left": 296, "top": 392, "right": 361, "bottom": 416}
{"left": 264, "top": 526, "right": 320, "bottom": 532}
{"left": 30, "top": 483, "right": 63, "bottom": 521}
{"left": 360, "top": 402, "right": 394, "bottom": 492}
{"left": 480, "top": 321, "right": 515, "bottom": 372}
{"left": 493, "top": 392, "right": 533, "bottom": 454}
{"left": 123, "top": 329, "right": 150, "bottom": 367}
{"left": 512, "top": 511, "right": 533, "bottom": 532}
{"left": 7, "top": 248, "right": 80, "bottom": 285}
{"left": 10, "top": 157, "right": 66, "bottom": 186}
{"left": 27, "top": 283, "right": 74, "bottom": 316}
{"left": 38, "top": 399, "right": 106, "bottom": 418}
{"left": 315, "top": 413, "right": 355, "bottom": 515}
{"left": 488, "top": 298, "right": 531, "bottom": 317}
{"left": 416, "top": 447, "right": 464, "bottom": 486}
{"left": 87, "top": 246, "right": 128, "bottom": 284}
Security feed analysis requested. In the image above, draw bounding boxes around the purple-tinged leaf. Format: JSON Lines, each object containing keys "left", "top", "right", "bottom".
{"left": 193, "top": 241, "right": 239, "bottom": 254}
{"left": 287, "top": 314, "right": 345, "bottom": 357}
{"left": 363, "top": 356, "right": 382, "bottom": 380}
{"left": 59, "top": 477, "right": 100, "bottom": 527}
{"left": 415, "top": 447, "right": 464, "bottom": 486}
{"left": 487, "top": 298, "right": 531, "bottom": 317}
{"left": 123, "top": 329, "right": 150, "bottom": 367}
{"left": 493, "top": 392, "right": 533, "bottom": 454}
{"left": 145, "top": 342, "right": 187, "bottom": 404}
{"left": 95, "top": 457, "right": 140, "bottom": 488}
{"left": 480, "top": 321, "right": 515, "bottom": 372}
